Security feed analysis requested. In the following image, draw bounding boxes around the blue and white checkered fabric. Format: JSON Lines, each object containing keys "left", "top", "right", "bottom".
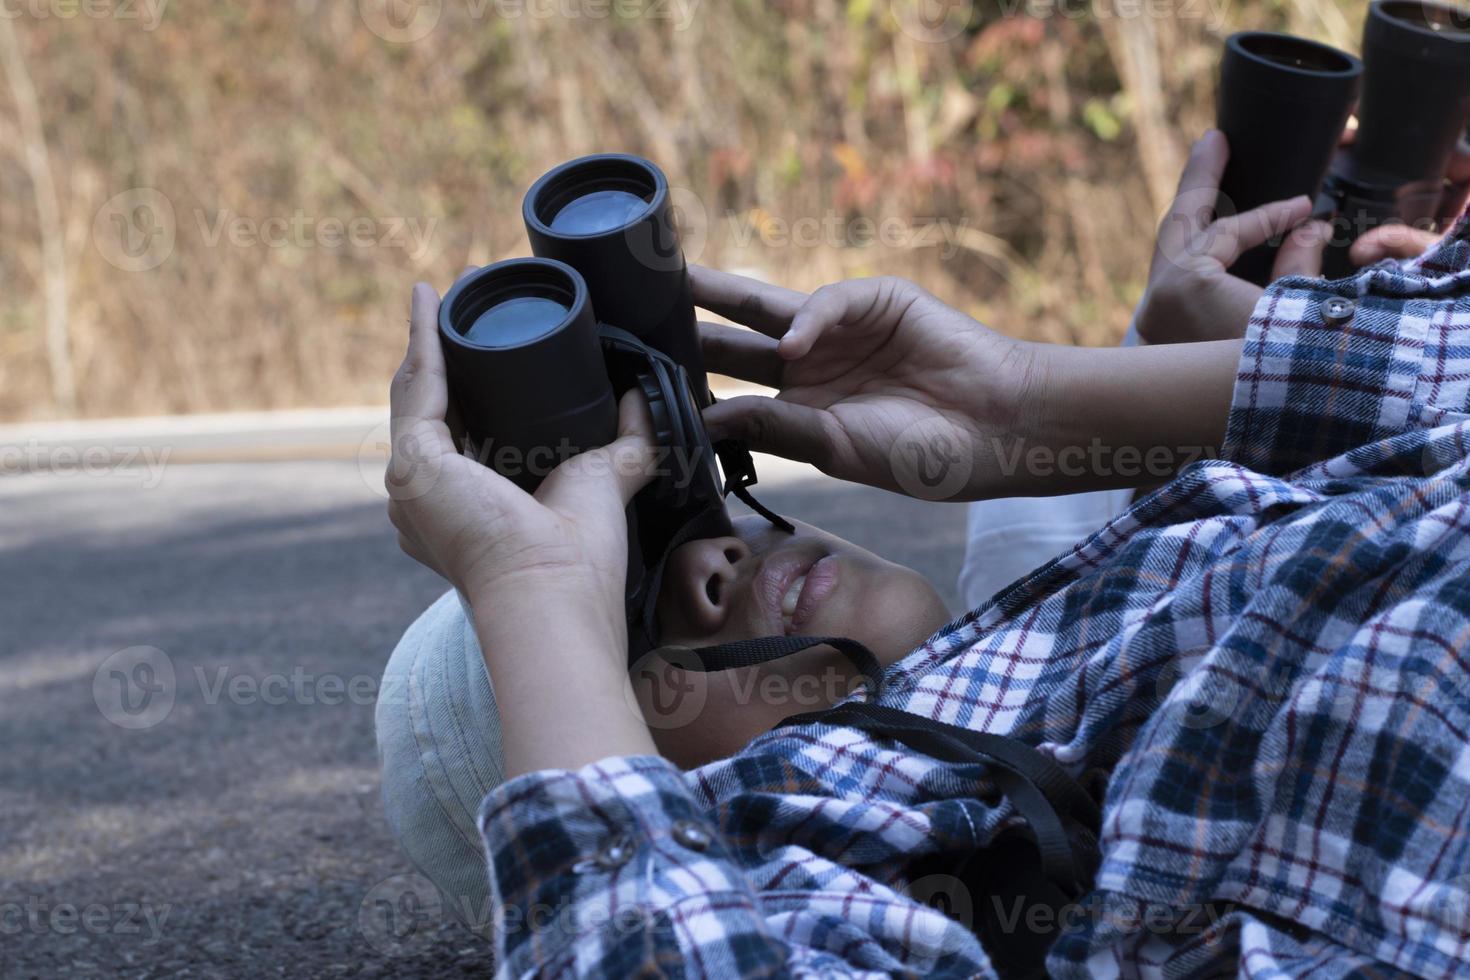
{"left": 477, "top": 222, "right": 1470, "bottom": 978}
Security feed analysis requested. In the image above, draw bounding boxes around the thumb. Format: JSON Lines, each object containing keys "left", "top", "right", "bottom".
{"left": 605, "top": 388, "right": 660, "bottom": 505}
{"left": 704, "top": 395, "right": 845, "bottom": 474}
{"left": 1271, "top": 220, "right": 1333, "bottom": 279}
{"left": 542, "top": 389, "right": 659, "bottom": 507}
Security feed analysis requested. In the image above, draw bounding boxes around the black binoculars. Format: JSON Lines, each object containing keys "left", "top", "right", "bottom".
{"left": 1217, "top": 0, "right": 1470, "bottom": 284}
{"left": 437, "top": 154, "right": 782, "bottom": 657}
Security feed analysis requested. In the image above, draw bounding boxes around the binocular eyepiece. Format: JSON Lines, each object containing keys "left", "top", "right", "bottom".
{"left": 1217, "top": 0, "right": 1470, "bottom": 284}
{"left": 439, "top": 153, "right": 771, "bottom": 657}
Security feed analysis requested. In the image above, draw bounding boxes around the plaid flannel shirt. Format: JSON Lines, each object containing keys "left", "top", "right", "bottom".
{"left": 476, "top": 220, "right": 1470, "bottom": 978}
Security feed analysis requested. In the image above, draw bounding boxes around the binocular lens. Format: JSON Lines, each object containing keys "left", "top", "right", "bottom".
{"left": 525, "top": 153, "right": 711, "bottom": 405}
{"left": 462, "top": 295, "right": 568, "bottom": 347}
{"left": 1240, "top": 33, "right": 1356, "bottom": 72}
{"left": 438, "top": 258, "right": 618, "bottom": 492}
{"left": 548, "top": 189, "right": 651, "bottom": 235}
{"left": 1382, "top": 0, "right": 1470, "bottom": 35}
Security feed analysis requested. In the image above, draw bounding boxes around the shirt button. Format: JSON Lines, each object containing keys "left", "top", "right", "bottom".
{"left": 592, "top": 833, "right": 634, "bottom": 871}
{"left": 1320, "top": 296, "right": 1356, "bottom": 326}
{"left": 671, "top": 821, "right": 712, "bottom": 852}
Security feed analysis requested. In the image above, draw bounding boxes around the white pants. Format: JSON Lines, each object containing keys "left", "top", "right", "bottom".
{"left": 956, "top": 487, "right": 1134, "bottom": 610}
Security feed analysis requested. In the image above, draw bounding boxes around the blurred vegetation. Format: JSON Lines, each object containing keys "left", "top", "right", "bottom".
{"left": 0, "top": 0, "right": 1370, "bottom": 421}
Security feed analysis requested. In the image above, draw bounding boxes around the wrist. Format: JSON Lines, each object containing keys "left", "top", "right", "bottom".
{"left": 466, "top": 571, "right": 626, "bottom": 649}
{"left": 463, "top": 576, "right": 654, "bottom": 777}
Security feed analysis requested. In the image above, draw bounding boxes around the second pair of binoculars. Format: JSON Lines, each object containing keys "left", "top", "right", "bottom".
{"left": 1217, "top": 0, "right": 1470, "bottom": 284}
{"left": 438, "top": 153, "right": 774, "bottom": 658}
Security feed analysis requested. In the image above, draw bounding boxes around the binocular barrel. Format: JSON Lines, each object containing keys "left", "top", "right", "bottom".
{"left": 523, "top": 154, "right": 711, "bottom": 407}
{"left": 438, "top": 258, "right": 618, "bottom": 492}
{"left": 1351, "top": 1, "right": 1470, "bottom": 199}
{"left": 1216, "top": 32, "right": 1362, "bottom": 285}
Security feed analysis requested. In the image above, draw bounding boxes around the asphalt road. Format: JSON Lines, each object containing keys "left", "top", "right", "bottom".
{"left": 0, "top": 455, "right": 968, "bottom": 978}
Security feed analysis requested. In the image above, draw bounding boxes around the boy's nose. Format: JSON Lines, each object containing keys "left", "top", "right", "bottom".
{"left": 682, "top": 535, "right": 752, "bottom": 633}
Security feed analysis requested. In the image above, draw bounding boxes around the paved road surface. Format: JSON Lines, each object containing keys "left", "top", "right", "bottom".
{"left": 0, "top": 455, "right": 968, "bottom": 977}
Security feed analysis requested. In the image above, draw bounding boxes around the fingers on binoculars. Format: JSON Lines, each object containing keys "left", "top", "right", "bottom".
{"left": 561, "top": 390, "right": 658, "bottom": 505}
{"left": 689, "top": 265, "right": 808, "bottom": 339}
{"left": 1349, "top": 225, "right": 1442, "bottom": 265}
{"left": 1210, "top": 196, "right": 1313, "bottom": 265}
{"left": 783, "top": 278, "right": 904, "bottom": 359}
{"left": 1273, "top": 221, "right": 1334, "bottom": 278}
{"left": 702, "top": 395, "right": 846, "bottom": 475}
{"left": 391, "top": 284, "right": 454, "bottom": 453}
{"left": 699, "top": 322, "right": 783, "bottom": 388}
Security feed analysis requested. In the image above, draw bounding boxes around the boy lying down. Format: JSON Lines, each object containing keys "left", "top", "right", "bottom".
{"left": 376, "top": 133, "right": 1470, "bottom": 976}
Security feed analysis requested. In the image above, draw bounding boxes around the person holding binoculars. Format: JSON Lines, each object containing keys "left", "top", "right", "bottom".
{"left": 374, "top": 5, "right": 1470, "bottom": 975}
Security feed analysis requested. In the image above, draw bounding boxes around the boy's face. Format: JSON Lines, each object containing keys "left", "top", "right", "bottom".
{"left": 633, "top": 515, "right": 951, "bottom": 767}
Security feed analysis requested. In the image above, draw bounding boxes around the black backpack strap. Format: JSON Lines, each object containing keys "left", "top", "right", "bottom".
{"left": 780, "top": 702, "right": 1099, "bottom": 895}
{"left": 777, "top": 700, "right": 1102, "bottom": 979}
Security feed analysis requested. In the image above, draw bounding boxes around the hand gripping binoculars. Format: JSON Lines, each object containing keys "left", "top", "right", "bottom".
{"left": 1216, "top": 0, "right": 1470, "bottom": 284}
{"left": 437, "top": 154, "right": 789, "bottom": 658}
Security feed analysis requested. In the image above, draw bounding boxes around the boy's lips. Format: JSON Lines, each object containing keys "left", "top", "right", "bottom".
{"left": 787, "top": 555, "right": 839, "bottom": 634}
{"left": 754, "top": 549, "right": 838, "bottom": 635}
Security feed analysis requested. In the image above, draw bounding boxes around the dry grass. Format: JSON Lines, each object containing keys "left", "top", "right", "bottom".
{"left": 0, "top": 0, "right": 1371, "bottom": 421}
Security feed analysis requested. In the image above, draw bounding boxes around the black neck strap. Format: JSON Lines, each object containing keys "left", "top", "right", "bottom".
{"left": 714, "top": 439, "right": 795, "bottom": 534}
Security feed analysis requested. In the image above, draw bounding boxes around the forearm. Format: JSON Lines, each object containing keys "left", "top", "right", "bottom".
{"left": 467, "top": 581, "right": 657, "bottom": 779}
{"left": 1002, "top": 338, "right": 1241, "bottom": 495}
